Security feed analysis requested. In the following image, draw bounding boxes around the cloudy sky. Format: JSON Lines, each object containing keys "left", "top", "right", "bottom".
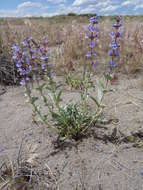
{"left": 0, "top": 0, "right": 143, "bottom": 17}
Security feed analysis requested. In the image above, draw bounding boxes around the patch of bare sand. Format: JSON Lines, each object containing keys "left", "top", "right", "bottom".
{"left": 0, "top": 73, "right": 143, "bottom": 190}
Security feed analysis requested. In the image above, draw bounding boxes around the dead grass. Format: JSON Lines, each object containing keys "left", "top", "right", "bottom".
{"left": 0, "top": 139, "right": 59, "bottom": 190}
{"left": 0, "top": 16, "right": 143, "bottom": 85}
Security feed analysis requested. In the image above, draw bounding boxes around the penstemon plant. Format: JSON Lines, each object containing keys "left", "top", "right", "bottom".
{"left": 64, "top": 17, "right": 99, "bottom": 91}
{"left": 12, "top": 36, "right": 56, "bottom": 129}
{"left": 85, "top": 16, "right": 99, "bottom": 76}
{"left": 12, "top": 33, "right": 107, "bottom": 141}
{"left": 107, "top": 16, "right": 123, "bottom": 79}
{"left": 65, "top": 16, "right": 100, "bottom": 91}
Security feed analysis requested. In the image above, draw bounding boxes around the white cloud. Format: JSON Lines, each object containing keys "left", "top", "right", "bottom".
{"left": 134, "top": 4, "right": 143, "bottom": 10}
{"left": 100, "top": 5, "right": 119, "bottom": 13}
{"left": 72, "top": 0, "right": 121, "bottom": 14}
{"left": 122, "top": 1, "right": 131, "bottom": 6}
{"left": 0, "top": 1, "right": 50, "bottom": 17}
{"left": 72, "top": 0, "right": 143, "bottom": 15}
{"left": 122, "top": 0, "right": 143, "bottom": 11}
{"left": 0, "top": 0, "right": 143, "bottom": 17}
{"left": 46, "top": 0, "right": 66, "bottom": 4}
{"left": 17, "top": 1, "right": 43, "bottom": 9}
{"left": 121, "top": 0, "right": 143, "bottom": 9}
{"left": 73, "top": 0, "right": 143, "bottom": 9}
{"left": 73, "top": 0, "right": 95, "bottom": 6}
{"left": 95, "top": 1, "right": 111, "bottom": 8}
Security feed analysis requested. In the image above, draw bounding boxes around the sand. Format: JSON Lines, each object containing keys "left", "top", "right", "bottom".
{"left": 0, "top": 71, "right": 143, "bottom": 190}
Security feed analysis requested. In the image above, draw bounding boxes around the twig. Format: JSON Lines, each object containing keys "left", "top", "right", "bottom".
{"left": 17, "top": 137, "right": 25, "bottom": 167}
{"left": 127, "top": 91, "right": 143, "bottom": 102}
{"left": 0, "top": 180, "right": 10, "bottom": 190}
{"left": 45, "top": 163, "right": 59, "bottom": 190}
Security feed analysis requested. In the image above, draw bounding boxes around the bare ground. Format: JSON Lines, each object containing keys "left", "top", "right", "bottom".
{"left": 0, "top": 71, "right": 143, "bottom": 190}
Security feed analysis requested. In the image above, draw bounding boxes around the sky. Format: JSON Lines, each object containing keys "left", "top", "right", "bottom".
{"left": 0, "top": 0, "right": 143, "bottom": 17}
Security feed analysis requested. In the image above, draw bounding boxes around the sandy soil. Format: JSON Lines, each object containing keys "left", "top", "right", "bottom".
{"left": 0, "top": 72, "right": 143, "bottom": 190}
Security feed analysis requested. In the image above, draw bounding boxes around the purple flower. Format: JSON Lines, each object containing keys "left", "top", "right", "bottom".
{"left": 39, "top": 47, "right": 46, "bottom": 54}
{"left": 115, "top": 50, "right": 120, "bottom": 58}
{"left": 16, "top": 63, "right": 22, "bottom": 68}
{"left": 20, "top": 79, "right": 26, "bottom": 86}
{"left": 90, "top": 16, "right": 99, "bottom": 24}
{"left": 12, "top": 54, "right": 17, "bottom": 60}
{"left": 108, "top": 50, "right": 113, "bottom": 56}
{"left": 22, "top": 40, "right": 28, "bottom": 47}
{"left": 108, "top": 50, "right": 120, "bottom": 57}
{"left": 30, "top": 49, "right": 36, "bottom": 54}
{"left": 90, "top": 16, "right": 96, "bottom": 23}
{"left": 113, "top": 16, "right": 122, "bottom": 28}
{"left": 28, "top": 65, "right": 32, "bottom": 71}
{"left": 109, "top": 32, "right": 115, "bottom": 40}
{"left": 88, "top": 25, "right": 97, "bottom": 33}
{"left": 86, "top": 52, "right": 92, "bottom": 58}
{"left": 93, "top": 52, "right": 97, "bottom": 57}
{"left": 32, "top": 55, "right": 36, "bottom": 60}
{"left": 18, "top": 68, "right": 23, "bottom": 75}
{"left": 93, "top": 63, "right": 97, "bottom": 70}
{"left": 112, "top": 23, "right": 122, "bottom": 28}
{"left": 109, "top": 42, "right": 119, "bottom": 50}
{"left": 12, "top": 35, "right": 51, "bottom": 88}
{"left": 108, "top": 61, "right": 117, "bottom": 68}
{"left": 41, "top": 56, "right": 48, "bottom": 61}
{"left": 85, "top": 32, "right": 94, "bottom": 40}
{"left": 85, "top": 31, "right": 90, "bottom": 39}
{"left": 41, "top": 64, "right": 46, "bottom": 70}
{"left": 38, "top": 48, "right": 41, "bottom": 54}
{"left": 86, "top": 15, "right": 99, "bottom": 69}
{"left": 12, "top": 44, "right": 20, "bottom": 53}
{"left": 89, "top": 41, "right": 96, "bottom": 49}
{"left": 107, "top": 17, "right": 123, "bottom": 70}
{"left": 118, "top": 32, "right": 123, "bottom": 38}
{"left": 26, "top": 77, "right": 30, "bottom": 81}
{"left": 25, "top": 57, "right": 30, "bottom": 65}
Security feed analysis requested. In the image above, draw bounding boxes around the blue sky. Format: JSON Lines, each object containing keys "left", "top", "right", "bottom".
{"left": 0, "top": 0, "right": 143, "bottom": 17}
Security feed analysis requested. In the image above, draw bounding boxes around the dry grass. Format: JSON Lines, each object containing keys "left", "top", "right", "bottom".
{"left": 0, "top": 16, "right": 143, "bottom": 85}
{"left": 0, "top": 140, "right": 59, "bottom": 190}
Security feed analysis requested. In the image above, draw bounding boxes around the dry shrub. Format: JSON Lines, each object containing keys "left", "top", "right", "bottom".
{"left": 0, "top": 16, "right": 143, "bottom": 85}
{"left": 0, "top": 142, "right": 59, "bottom": 190}
{"left": 0, "top": 160, "right": 37, "bottom": 190}
{"left": 95, "top": 18, "right": 143, "bottom": 73}
{"left": 56, "top": 22, "right": 87, "bottom": 72}
{"left": 120, "top": 22, "right": 143, "bottom": 73}
{"left": 0, "top": 23, "right": 19, "bottom": 85}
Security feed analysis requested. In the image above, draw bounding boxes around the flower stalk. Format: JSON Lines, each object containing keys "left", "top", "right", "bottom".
{"left": 108, "top": 16, "right": 123, "bottom": 74}
{"left": 85, "top": 16, "right": 99, "bottom": 77}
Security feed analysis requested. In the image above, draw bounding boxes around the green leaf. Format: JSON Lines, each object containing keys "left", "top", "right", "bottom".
{"left": 90, "top": 95, "right": 100, "bottom": 107}
{"left": 97, "top": 79, "right": 105, "bottom": 90}
{"left": 51, "top": 111, "right": 60, "bottom": 119}
{"left": 56, "top": 84, "right": 63, "bottom": 89}
{"left": 56, "top": 90, "right": 62, "bottom": 103}
{"left": 43, "top": 114, "right": 48, "bottom": 121}
{"left": 45, "top": 85, "right": 52, "bottom": 91}
{"left": 104, "top": 73, "right": 113, "bottom": 81}
{"left": 31, "top": 97, "right": 38, "bottom": 104}
{"left": 43, "top": 96, "right": 47, "bottom": 104}
{"left": 36, "top": 83, "right": 46, "bottom": 92}
{"left": 97, "top": 87, "right": 103, "bottom": 104}
{"left": 97, "top": 79, "right": 104, "bottom": 104}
